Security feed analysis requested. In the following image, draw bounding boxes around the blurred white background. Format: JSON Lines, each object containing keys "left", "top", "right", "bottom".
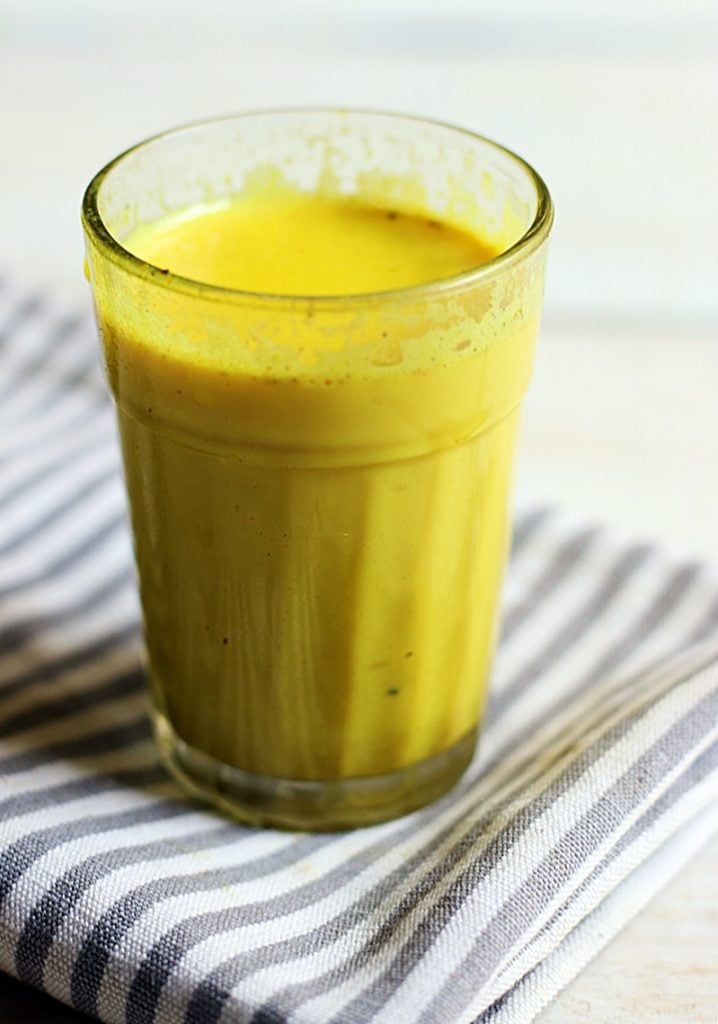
{"left": 2, "top": 4, "right": 718, "bottom": 1021}
{"left": 2, "top": 0, "right": 717, "bottom": 321}
{"left": 1, "top": 0, "right": 717, "bottom": 549}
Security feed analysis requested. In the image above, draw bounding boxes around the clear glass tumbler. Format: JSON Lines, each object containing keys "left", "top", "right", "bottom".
{"left": 82, "top": 111, "right": 553, "bottom": 829}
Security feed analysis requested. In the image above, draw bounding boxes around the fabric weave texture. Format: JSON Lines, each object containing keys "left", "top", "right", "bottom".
{"left": 1, "top": 280, "right": 717, "bottom": 1024}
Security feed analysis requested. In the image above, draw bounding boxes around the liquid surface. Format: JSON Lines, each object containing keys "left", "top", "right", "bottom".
{"left": 95, "top": 191, "right": 539, "bottom": 794}
{"left": 126, "top": 193, "right": 498, "bottom": 296}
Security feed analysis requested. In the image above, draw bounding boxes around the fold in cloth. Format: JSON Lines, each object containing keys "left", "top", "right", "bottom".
{"left": 1, "top": 279, "right": 717, "bottom": 1024}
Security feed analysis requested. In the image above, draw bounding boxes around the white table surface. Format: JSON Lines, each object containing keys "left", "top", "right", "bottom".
{"left": 2, "top": 2, "right": 717, "bottom": 1020}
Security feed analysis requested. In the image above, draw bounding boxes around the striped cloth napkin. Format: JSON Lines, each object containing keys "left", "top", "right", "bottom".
{"left": 1, "top": 278, "right": 718, "bottom": 1024}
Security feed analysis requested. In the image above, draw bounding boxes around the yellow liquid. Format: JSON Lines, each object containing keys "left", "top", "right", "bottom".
{"left": 127, "top": 194, "right": 495, "bottom": 295}
{"left": 109, "top": 193, "right": 530, "bottom": 783}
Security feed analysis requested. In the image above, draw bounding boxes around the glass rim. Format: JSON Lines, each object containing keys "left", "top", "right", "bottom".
{"left": 81, "top": 108, "right": 554, "bottom": 309}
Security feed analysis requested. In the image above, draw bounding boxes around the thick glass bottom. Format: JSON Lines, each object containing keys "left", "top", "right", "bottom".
{"left": 153, "top": 711, "right": 478, "bottom": 831}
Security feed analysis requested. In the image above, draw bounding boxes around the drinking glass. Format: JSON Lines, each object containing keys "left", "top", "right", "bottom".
{"left": 82, "top": 110, "right": 553, "bottom": 829}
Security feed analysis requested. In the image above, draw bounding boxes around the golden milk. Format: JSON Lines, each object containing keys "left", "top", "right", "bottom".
{"left": 97, "top": 191, "right": 535, "bottom": 782}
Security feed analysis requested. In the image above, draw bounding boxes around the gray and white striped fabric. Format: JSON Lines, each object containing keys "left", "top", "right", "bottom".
{"left": 1, "top": 277, "right": 718, "bottom": 1024}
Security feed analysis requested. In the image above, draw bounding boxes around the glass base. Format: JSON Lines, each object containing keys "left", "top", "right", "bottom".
{"left": 153, "top": 711, "right": 477, "bottom": 831}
